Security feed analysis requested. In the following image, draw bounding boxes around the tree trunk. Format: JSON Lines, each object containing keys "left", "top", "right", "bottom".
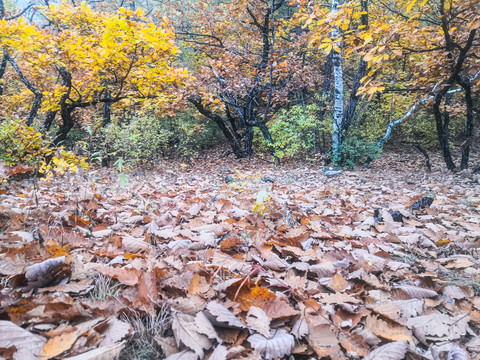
{"left": 54, "top": 67, "right": 74, "bottom": 146}
{"left": 7, "top": 56, "right": 43, "bottom": 126}
{"left": 342, "top": 0, "right": 368, "bottom": 134}
{"left": 433, "top": 94, "right": 456, "bottom": 170}
{"left": 189, "top": 98, "right": 251, "bottom": 158}
{"left": 102, "top": 91, "right": 112, "bottom": 126}
{"left": 458, "top": 77, "right": 473, "bottom": 170}
{"left": 0, "top": 50, "right": 7, "bottom": 96}
{"left": 331, "top": 0, "right": 343, "bottom": 163}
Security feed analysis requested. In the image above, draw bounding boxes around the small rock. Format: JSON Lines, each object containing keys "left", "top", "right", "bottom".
{"left": 323, "top": 167, "right": 342, "bottom": 177}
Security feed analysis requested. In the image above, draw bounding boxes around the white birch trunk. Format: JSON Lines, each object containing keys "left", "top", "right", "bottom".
{"left": 331, "top": 0, "right": 344, "bottom": 163}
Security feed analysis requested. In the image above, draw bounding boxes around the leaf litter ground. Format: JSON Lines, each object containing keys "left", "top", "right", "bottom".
{"left": 1, "top": 151, "right": 480, "bottom": 360}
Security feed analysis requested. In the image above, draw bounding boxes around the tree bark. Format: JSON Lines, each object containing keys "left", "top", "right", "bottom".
{"left": 457, "top": 75, "right": 473, "bottom": 170}
{"left": 7, "top": 56, "right": 43, "bottom": 126}
{"left": 433, "top": 93, "right": 456, "bottom": 170}
{"left": 331, "top": 0, "right": 343, "bottom": 163}
{"left": 102, "top": 90, "right": 112, "bottom": 126}
{"left": 342, "top": 0, "right": 368, "bottom": 134}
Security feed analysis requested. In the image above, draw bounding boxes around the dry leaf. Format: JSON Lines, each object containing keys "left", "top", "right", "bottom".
{"left": 0, "top": 320, "right": 46, "bottom": 360}
{"left": 171, "top": 311, "right": 212, "bottom": 357}
{"left": 25, "top": 256, "right": 67, "bottom": 288}
{"left": 164, "top": 350, "right": 198, "bottom": 360}
{"left": 392, "top": 285, "right": 437, "bottom": 299}
{"left": 206, "top": 301, "right": 246, "bottom": 328}
{"left": 62, "top": 342, "right": 125, "bottom": 360}
{"left": 447, "top": 345, "right": 469, "bottom": 360}
{"left": 406, "top": 313, "right": 470, "bottom": 341}
{"left": 248, "top": 329, "right": 294, "bottom": 360}
{"left": 365, "top": 315, "right": 412, "bottom": 341}
{"left": 246, "top": 306, "right": 271, "bottom": 338}
{"left": 194, "top": 312, "right": 220, "bottom": 342}
{"left": 97, "top": 318, "right": 131, "bottom": 348}
{"left": 41, "top": 318, "right": 104, "bottom": 359}
{"left": 363, "top": 340, "right": 408, "bottom": 360}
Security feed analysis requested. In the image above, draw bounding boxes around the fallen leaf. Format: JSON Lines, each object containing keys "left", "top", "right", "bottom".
{"left": 171, "top": 311, "right": 212, "bottom": 357}
{"left": 248, "top": 329, "right": 294, "bottom": 360}
{"left": 0, "top": 320, "right": 46, "bottom": 360}
{"left": 246, "top": 306, "right": 271, "bottom": 338}
{"left": 363, "top": 340, "right": 408, "bottom": 360}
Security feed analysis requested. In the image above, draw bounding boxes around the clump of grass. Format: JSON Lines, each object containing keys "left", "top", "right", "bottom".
{"left": 120, "top": 304, "right": 172, "bottom": 360}
{"left": 87, "top": 274, "right": 123, "bottom": 301}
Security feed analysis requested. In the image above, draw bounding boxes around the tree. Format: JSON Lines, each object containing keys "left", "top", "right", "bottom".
{"left": 178, "top": 0, "right": 308, "bottom": 159}
{"left": 0, "top": 3, "right": 189, "bottom": 144}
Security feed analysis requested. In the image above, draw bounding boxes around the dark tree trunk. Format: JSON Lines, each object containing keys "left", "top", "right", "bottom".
{"left": 42, "top": 110, "right": 58, "bottom": 131}
{"left": 7, "top": 56, "right": 43, "bottom": 126}
{"left": 343, "top": 58, "right": 367, "bottom": 133}
{"left": 342, "top": 0, "right": 368, "bottom": 134}
{"left": 0, "top": 50, "right": 7, "bottom": 95}
{"left": 457, "top": 76, "right": 473, "bottom": 170}
{"left": 189, "top": 98, "right": 252, "bottom": 158}
{"left": 102, "top": 91, "right": 112, "bottom": 126}
{"left": 54, "top": 67, "right": 74, "bottom": 146}
{"left": 433, "top": 94, "right": 456, "bottom": 170}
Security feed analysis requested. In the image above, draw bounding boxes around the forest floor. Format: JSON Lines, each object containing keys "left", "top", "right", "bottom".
{"left": 1, "top": 149, "right": 480, "bottom": 360}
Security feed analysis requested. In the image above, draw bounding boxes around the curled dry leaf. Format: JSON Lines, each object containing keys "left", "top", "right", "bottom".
{"left": 363, "top": 340, "right": 408, "bottom": 360}
{"left": 447, "top": 345, "right": 469, "bottom": 360}
{"left": 25, "top": 256, "right": 67, "bottom": 287}
{"left": 206, "top": 301, "right": 246, "bottom": 328}
{"left": 248, "top": 329, "right": 294, "bottom": 360}
{"left": 0, "top": 320, "right": 46, "bottom": 360}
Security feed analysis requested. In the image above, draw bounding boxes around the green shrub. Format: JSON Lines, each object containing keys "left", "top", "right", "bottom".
{"left": 101, "top": 111, "right": 220, "bottom": 167}
{"left": 259, "top": 104, "right": 330, "bottom": 159}
{"left": 339, "top": 135, "right": 381, "bottom": 169}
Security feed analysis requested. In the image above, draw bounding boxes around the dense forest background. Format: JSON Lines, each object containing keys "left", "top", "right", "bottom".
{"left": 0, "top": 0, "right": 479, "bottom": 175}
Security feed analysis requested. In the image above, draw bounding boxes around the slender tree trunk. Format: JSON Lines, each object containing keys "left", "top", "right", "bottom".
{"left": 7, "top": 56, "right": 43, "bottom": 126}
{"left": 0, "top": 50, "right": 7, "bottom": 95}
{"left": 458, "top": 76, "right": 473, "bottom": 170}
{"left": 331, "top": 0, "right": 343, "bottom": 163}
{"left": 433, "top": 94, "right": 456, "bottom": 170}
{"left": 42, "top": 110, "right": 57, "bottom": 131}
{"left": 102, "top": 90, "right": 112, "bottom": 126}
{"left": 343, "top": 0, "right": 368, "bottom": 134}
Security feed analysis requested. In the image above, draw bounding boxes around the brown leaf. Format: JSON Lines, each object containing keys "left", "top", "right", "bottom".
{"left": 41, "top": 319, "right": 103, "bottom": 359}
{"left": 363, "top": 340, "right": 408, "bottom": 360}
{"left": 0, "top": 321, "right": 46, "bottom": 360}
{"left": 406, "top": 313, "right": 469, "bottom": 341}
{"left": 64, "top": 342, "right": 125, "bottom": 360}
{"left": 97, "top": 318, "right": 132, "bottom": 348}
{"left": 171, "top": 311, "right": 212, "bottom": 357}
{"left": 246, "top": 306, "right": 271, "bottom": 338}
{"left": 365, "top": 315, "right": 412, "bottom": 341}
{"left": 247, "top": 329, "right": 294, "bottom": 360}
{"left": 206, "top": 301, "right": 246, "bottom": 328}
{"left": 392, "top": 285, "right": 437, "bottom": 299}
{"left": 306, "top": 315, "right": 341, "bottom": 358}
